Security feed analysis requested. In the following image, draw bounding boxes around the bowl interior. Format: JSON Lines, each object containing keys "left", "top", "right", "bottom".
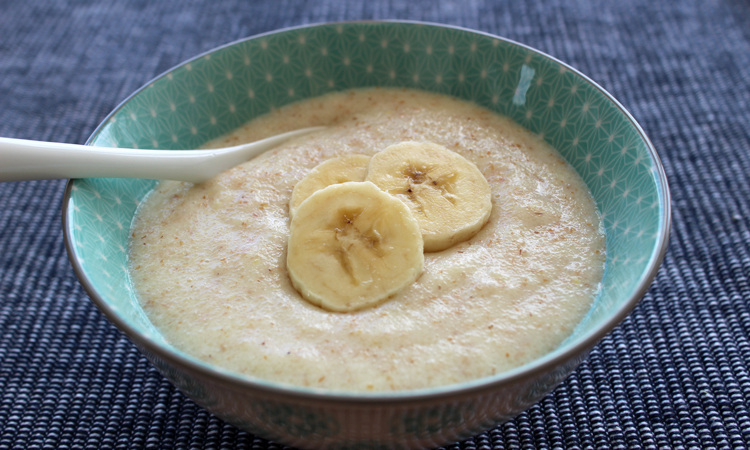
{"left": 66, "top": 22, "right": 668, "bottom": 392}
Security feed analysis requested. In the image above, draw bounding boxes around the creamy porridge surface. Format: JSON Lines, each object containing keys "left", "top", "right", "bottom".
{"left": 129, "top": 88, "right": 606, "bottom": 391}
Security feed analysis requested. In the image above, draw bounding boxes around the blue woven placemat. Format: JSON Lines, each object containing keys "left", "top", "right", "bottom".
{"left": 1, "top": 1, "right": 749, "bottom": 448}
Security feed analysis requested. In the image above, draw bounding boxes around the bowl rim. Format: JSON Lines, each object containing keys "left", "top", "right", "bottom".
{"left": 62, "top": 19, "right": 671, "bottom": 405}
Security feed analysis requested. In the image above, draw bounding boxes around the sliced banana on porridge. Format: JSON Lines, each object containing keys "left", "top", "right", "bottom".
{"left": 289, "top": 154, "right": 371, "bottom": 218}
{"left": 366, "top": 141, "right": 493, "bottom": 252}
{"left": 287, "top": 181, "right": 424, "bottom": 312}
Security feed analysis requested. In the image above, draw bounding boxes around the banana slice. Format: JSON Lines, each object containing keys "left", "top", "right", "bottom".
{"left": 287, "top": 181, "right": 424, "bottom": 312}
{"left": 289, "top": 154, "right": 371, "bottom": 219}
{"left": 366, "top": 141, "right": 492, "bottom": 252}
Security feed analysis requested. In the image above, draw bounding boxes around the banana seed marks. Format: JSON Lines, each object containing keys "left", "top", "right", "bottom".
{"left": 402, "top": 164, "right": 460, "bottom": 212}
{"left": 333, "top": 207, "right": 384, "bottom": 284}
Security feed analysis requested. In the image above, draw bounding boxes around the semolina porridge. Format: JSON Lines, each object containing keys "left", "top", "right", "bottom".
{"left": 128, "top": 88, "right": 606, "bottom": 391}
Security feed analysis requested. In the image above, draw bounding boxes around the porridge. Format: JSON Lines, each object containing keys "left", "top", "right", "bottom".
{"left": 128, "top": 88, "right": 606, "bottom": 391}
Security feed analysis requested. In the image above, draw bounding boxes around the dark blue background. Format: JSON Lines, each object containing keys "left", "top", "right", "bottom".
{"left": 1, "top": 1, "right": 749, "bottom": 448}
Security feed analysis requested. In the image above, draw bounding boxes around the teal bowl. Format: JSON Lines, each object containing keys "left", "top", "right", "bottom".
{"left": 63, "top": 21, "right": 670, "bottom": 449}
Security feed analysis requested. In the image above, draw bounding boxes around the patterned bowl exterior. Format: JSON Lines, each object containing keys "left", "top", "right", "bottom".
{"left": 63, "top": 21, "right": 670, "bottom": 449}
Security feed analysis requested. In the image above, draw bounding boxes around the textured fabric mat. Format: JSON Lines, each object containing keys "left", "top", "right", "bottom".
{"left": 1, "top": 0, "right": 749, "bottom": 448}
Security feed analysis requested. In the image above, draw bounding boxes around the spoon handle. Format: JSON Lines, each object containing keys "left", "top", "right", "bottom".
{"left": 0, "top": 127, "right": 323, "bottom": 183}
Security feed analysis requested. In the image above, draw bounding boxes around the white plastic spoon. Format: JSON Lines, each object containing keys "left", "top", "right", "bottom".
{"left": 0, "top": 126, "right": 325, "bottom": 183}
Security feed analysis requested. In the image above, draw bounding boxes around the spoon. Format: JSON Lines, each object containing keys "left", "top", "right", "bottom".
{"left": 0, "top": 127, "right": 325, "bottom": 183}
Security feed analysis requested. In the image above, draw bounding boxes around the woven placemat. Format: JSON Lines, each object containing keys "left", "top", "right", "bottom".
{"left": 1, "top": 0, "right": 749, "bottom": 448}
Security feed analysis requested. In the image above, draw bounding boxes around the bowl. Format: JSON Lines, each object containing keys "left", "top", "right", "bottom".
{"left": 62, "top": 21, "right": 670, "bottom": 449}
